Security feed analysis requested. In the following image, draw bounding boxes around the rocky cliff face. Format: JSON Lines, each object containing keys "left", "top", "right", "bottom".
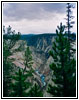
{"left": 25, "top": 34, "right": 56, "bottom": 73}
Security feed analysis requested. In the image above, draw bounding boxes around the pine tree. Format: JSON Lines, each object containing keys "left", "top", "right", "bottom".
{"left": 65, "top": 3, "right": 75, "bottom": 60}
{"left": 28, "top": 83, "right": 43, "bottom": 97}
{"left": 3, "top": 25, "right": 21, "bottom": 97}
{"left": 23, "top": 47, "right": 43, "bottom": 97}
{"left": 3, "top": 25, "right": 21, "bottom": 49}
{"left": 10, "top": 46, "right": 34, "bottom": 97}
{"left": 66, "top": 3, "right": 75, "bottom": 37}
{"left": 10, "top": 68, "right": 32, "bottom": 97}
{"left": 48, "top": 23, "right": 76, "bottom": 97}
{"left": 3, "top": 60, "right": 13, "bottom": 97}
{"left": 65, "top": 4, "right": 76, "bottom": 96}
{"left": 23, "top": 47, "right": 33, "bottom": 74}
{"left": 3, "top": 39, "right": 13, "bottom": 97}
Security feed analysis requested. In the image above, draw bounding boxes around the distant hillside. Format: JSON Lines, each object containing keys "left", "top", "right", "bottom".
{"left": 20, "top": 33, "right": 56, "bottom": 39}
{"left": 20, "top": 33, "right": 56, "bottom": 46}
{"left": 20, "top": 33, "right": 76, "bottom": 41}
{"left": 20, "top": 33, "right": 76, "bottom": 47}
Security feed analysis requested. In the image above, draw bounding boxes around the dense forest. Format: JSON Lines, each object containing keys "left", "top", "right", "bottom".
{"left": 3, "top": 3, "right": 76, "bottom": 97}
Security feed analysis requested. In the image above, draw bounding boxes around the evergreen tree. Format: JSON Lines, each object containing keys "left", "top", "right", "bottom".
{"left": 65, "top": 3, "right": 75, "bottom": 38}
{"left": 10, "top": 47, "right": 34, "bottom": 97}
{"left": 10, "top": 68, "right": 32, "bottom": 97}
{"left": 23, "top": 47, "right": 43, "bottom": 97}
{"left": 65, "top": 3, "right": 75, "bottom": 60}
{"left": 3, "top": 39, "right": 13, "bottom": 97}
{"left": 3, "top": 25, "right": 21, "bottom": 97}
{"left": 48, "top": 23, "right": 76, "bottom": 97}
{"left": 3, "top": 25, "right": 21, "bottom": 49}
{"left": 28, "top": 83, "right": 43, "bottom": 97}
{"left": 65, "top": 4, "right": 76, "bottom": 95}
{"left": 23, "top": 47, "right": 33, "bottom": 74}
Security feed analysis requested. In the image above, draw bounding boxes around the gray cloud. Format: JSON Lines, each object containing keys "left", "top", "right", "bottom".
{"left": 3, "top": 3, "right": 67, "bottom": 21}
{"left": 3, "top": 2, "right": 77, "bottom": 34}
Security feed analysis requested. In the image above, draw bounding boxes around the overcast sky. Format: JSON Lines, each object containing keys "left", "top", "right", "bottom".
{"left": 3, "top": 2, "right": 77, "bottom": 34}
